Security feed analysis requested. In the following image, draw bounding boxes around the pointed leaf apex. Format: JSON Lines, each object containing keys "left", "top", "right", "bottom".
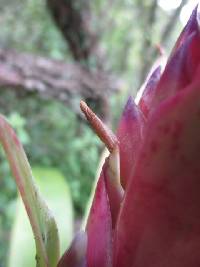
{"left": 123, "top": 96, "right": 136, "bottom": 115}
{"left": 80, "top": 100, "right": 119, "bottom": 152}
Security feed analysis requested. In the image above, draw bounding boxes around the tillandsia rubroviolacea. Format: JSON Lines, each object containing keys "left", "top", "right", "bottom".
{"left": 58, "top": 5, "right": 200, "bottom": 267}
{"left": 1, "top": 4, "right": 200, "bottom": 267}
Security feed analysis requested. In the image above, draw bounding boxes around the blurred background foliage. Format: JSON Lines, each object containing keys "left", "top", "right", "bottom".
{"left": 0, "top": 0, "right": 196, "bottom": 265}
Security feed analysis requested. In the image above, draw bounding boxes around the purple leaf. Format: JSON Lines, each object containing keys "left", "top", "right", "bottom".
{"left": 114, "top": 67, "right": 200, "bottom": 267}
{"left": 117, "top": 97, "right": 145, "bottom": 188}
{"left": 86, "top": 168, "right": 113, "bottom": 267}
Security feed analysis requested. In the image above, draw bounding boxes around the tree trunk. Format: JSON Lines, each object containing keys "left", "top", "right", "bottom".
{"left": 47, "top": 0, "right": 102, "bottom": 66}
{"left": 46, "top": 0, "right": 111, "bottom": 121}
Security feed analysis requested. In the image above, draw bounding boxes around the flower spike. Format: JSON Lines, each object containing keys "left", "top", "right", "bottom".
{"left": 80, "top": 101, "right": 119, "bottom": 152}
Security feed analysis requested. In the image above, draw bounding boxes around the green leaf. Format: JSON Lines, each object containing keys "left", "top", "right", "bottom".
{"left": 8, "top": 167, "right": 74, "bottom": 267}
{"left": 0, "top": 115, "right": 59, "bottom": 267}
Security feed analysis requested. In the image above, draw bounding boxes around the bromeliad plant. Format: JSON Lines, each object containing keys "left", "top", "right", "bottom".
{"left": 2, "top": 4, "right": 200, "bottom": 267}
{"left": 59, "top": 5, "right": 200, "bottom": 267}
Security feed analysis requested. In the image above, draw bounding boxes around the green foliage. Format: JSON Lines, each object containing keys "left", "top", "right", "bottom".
{"left": 22, "top": 97, "right": 101, "bottom": 214}
{"left": 0, "top": 0, "right": 69, "bottom": 59}
{"left": 8, "top": 113, "right": 30, "bottom": 145}
{"left": 0, "top": 91, "right": 100, "bottom": 214}
{"left": 91, "top": 0, "right": 183, "bottom": 87}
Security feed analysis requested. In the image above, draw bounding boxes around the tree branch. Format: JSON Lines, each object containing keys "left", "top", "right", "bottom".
{"left": 46, "top": 0, "right": 110, "bottom": 120}
{"left": 0, "top": 49, "right": 119, "bottom": 116}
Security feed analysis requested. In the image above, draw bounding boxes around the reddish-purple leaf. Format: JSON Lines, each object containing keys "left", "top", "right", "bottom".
{"left": 147, "top": 8, "right": 200, "bottom": 114}
{"left": 117, "top": 97, "right": 145, "bottom": 188}
{"left": 138, "top": 66, "right": 162, "bottom": 117}
{"left": 86, "top": 167, "right": 113, "bottom": 267}
{"left": 114, "top": 66, "right": 200, "bottom": 267}
{"left": 172, "top": 5, "right": 199, "bottom": 53}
